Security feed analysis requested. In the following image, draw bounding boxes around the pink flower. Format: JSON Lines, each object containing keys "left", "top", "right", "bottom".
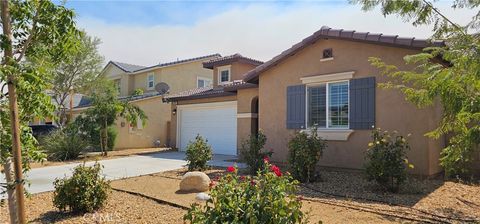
{"left": 263, "top": 156, "right": 270, "bottom": 163}
{"left": 270, "top": 165, "right": 282, "bottom": 177}
{"left": 226, "top": 166, "right": 236, "bottom": 173}
{"left": 209, "top": 181, "right": 216, "bottom": 189}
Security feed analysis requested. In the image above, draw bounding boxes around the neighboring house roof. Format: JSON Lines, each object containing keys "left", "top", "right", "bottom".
{"left": 132, "top": 53, "right": 221, "bottom": 73}
{"left": 203, "top": 53, "right": 263, "bottom": 69}
{"left": 243, "top": 26, "right": 446, "bottom": 83}
{"left": 73, "top": 92, "right": 164, "bottom": 109}
{"left": 110, "top": 61, "right": 147, "bottom": 73}
{"left": 104, "top": 53, "right": 221, "bottom": 75}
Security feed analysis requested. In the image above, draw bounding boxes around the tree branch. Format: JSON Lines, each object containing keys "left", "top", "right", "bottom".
{"left": 15, "top": 8, "right": 39, "bottom": 62}
{"left": 422, "top": 0, "right": 467, "bottom": 36}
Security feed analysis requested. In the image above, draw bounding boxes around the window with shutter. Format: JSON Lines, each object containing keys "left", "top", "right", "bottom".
{"left": 349, "top": 77, "right": 375, "bottom": 129}
{"left": 286, "top": 85, "right": 306, "bottom": 129}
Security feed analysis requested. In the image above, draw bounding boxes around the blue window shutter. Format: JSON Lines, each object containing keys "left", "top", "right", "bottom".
{"left": 286, "top": 84, "right": 306, "bottom": 129}
{"left": 349, "top": 77, "right": 375, "bottom": 129}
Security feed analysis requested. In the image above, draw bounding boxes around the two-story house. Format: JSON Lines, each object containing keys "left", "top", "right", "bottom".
{"left": 73, "top": 54, "right": 220, "bottom": 149}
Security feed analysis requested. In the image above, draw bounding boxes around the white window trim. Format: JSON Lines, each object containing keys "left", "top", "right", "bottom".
{"left": 301, "top": 71, "right": 354, "bottom": 84}
{"left": 147, "top": 73, "right": 155, "bottom": 90}
{"left": 197, "top": 76, "right": 213, "bottom": 88}
{"left": 304, "top": 75, "right": 353, "bottom": 141}
{"left": 217, "top": 65, "right": 231, "bottom": 85}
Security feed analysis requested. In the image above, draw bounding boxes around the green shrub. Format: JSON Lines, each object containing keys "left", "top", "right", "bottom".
{"left": 184, "top": 160, "right": 307, "bottom": 223}
{"left": 70, "top": 116, "right": 117, "bottom": 151}
{"left": 364, "top": 128, "right": 413, "bottom": 193}
{"left": 132, "top": 88, "right": 144, "bottom": 96}
{"left": 42, "top": 129, "right": 88, "bottom": 161}
{"left": 239, "top": 131, "right": 273, "bottom": 175}
{"left": 53, "top": 162, "right": 110, "bottom": 213}
{"left": 185, "top": 135, "right": 212, "bottom": 171}
{"left": 288, "top": 127, "right": 326, "bottom": 183}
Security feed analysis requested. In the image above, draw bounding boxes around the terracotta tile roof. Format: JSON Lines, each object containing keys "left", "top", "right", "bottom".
{"left": 163, "top": 86, "right": 236, "bottom": 102}
{"left": 243, "top": 26, "right": 446, "bottom": 83}
{"left": 203, "top": 53, "right": 263, "bottom": 69}
{"left": 222, "top": 80, "right": 258, "bottom": 91}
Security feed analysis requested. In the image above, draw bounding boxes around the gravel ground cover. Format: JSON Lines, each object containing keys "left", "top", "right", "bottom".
{"left": 0, "top": 190, "right": 185, "bottom": 224}
{"left": 2, "top": 167, "right": 478, "bottom": 224}
{"left": 301, "top": 170, "right": 480, "bottom": 223}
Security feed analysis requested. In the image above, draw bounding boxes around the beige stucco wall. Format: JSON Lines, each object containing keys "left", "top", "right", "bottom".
{"left": 114, "top": 96, "right": 171, "bottom": 149}
{"left": 236, "top": 88, "right": 259, "bottom": 149}
{"left": 102, "top": 65, "right": 130, "bottom": 97}
{"left": 258, "top": 39, "right": 444, "bottom": 176}
{"left": 212, "top": 62, "right": 258, "bottom": 87}
{"left": 132, "top": 60, "right": 213, "bottom": 96}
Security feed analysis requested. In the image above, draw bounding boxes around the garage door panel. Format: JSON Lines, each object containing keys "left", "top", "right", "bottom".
{"left": 178, "top": 102, "right": 237, "bottom": 155}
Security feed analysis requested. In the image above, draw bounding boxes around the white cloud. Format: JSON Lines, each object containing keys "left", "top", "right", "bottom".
{"left": 77, "top": 3, "right": 477, "bottom": 66}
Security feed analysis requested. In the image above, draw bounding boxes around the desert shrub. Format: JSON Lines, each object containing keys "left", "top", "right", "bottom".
{"left": 184, "top": 159, "right": 307, "bottom": 223}
{"left": 288, "top": 127, "right": 326, "bottom": 183}
{"left": 239, "top": 131, "right": 273, "bottom": 175}
{"left": 53, "top": 163, "right": 110, "bottom": 213}
{"left": 185, "top": 135, "right": 212, "bottom": 171}
{"left": 364, "top": 128, "right": 414, "bottom": 193}
{"left": 42, "top": 129, "right": 88, "bottom": 161}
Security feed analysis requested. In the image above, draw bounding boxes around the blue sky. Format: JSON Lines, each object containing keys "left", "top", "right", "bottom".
{"left": 62, "top": 1, "right": 478, "bottom": 65}
{"left": 66, "top": 1, "right": 347, "bottom": 26}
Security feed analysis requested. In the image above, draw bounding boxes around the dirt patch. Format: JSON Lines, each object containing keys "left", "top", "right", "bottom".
{"left": 0, "top": 190, "right": 185, "bottom": 224}
{"left": 28, "top": 148, "right": 171, "bottom": 169}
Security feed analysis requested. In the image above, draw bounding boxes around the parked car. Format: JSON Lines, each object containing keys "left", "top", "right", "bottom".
{"left": 30, "top": 124, "right": 58, "bottom": 138}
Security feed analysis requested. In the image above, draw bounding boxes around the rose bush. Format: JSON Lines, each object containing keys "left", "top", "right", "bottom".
{"left": 184, "top": 158, "right": 307, "bottom": 223}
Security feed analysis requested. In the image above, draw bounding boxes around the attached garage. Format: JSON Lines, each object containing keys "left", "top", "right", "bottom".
{"left": 176, "top": 101, "right": 237, "bottom": 155}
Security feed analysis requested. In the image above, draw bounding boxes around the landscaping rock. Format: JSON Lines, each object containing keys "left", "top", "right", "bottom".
{"left": 179, "top": 171, "right": 210, "bottom": 192}
{"left": 196, "top": 192, "right": 211, "bottom": 201}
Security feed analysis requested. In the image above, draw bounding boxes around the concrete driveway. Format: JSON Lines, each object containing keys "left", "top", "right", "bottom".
{"left": 1, "top": 151, "right": 243, "bottom": 197}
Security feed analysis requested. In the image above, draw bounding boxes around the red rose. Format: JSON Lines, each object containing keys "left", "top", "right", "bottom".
{"left": 263, "top": 156, "right": 270, "bottom": 163}
{"left": 226, "top": 166, "right": 236, "bottom": 173}
{"left": 270, "top": 165, "right": 282, "bottom": 177}
{"left": 240, "top": 175, "right": 246, "bottom": 181}
{"left": 250, "top": 179, "right": 256, "bottom": 186}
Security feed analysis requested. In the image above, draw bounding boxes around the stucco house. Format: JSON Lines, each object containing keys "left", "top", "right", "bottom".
{"left": 164, "top": 26, "right": 446, "bottom": 176}
{"left": 72, "top": 54, "right": 220, "bottom": 149}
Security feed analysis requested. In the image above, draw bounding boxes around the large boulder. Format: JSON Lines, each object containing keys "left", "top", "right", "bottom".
{"left": 179, "top": 171, "right": 210, "bottom": 192}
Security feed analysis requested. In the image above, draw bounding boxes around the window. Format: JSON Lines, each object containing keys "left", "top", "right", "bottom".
{"left": 323, "top": 48, "right": 333, "bottom": 58}
{"left": 219, "top": 70, "right": 230, "bottom": 83}
{"left": 114, "top": 79, "right": 121, "bottom": 93}
{"left": 147, "top": 73, "right": 155, "bottom": 89}
{"left": 197, "top": 77, "right": 212, "bottom": 88}
{"left": 307, "top": 81, "right": 349, "bottom": 129}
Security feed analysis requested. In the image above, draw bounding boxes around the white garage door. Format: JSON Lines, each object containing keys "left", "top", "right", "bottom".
{"left": 177, "top": 101, "right": 237, "bottom": 155}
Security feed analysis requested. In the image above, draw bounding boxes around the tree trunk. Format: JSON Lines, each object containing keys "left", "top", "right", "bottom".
{"left": 1, "top": 1, "right": 27, "bottom": 223}
{"left": 103, "top": 119, "right": 108, "bottom": 156}
{"left": 3, "top": 158, "right": 17, "bottom": 224}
